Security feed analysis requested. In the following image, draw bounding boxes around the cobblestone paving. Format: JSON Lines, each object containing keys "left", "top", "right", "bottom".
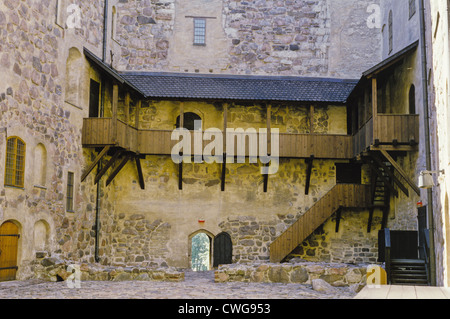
{"left": 0, "top": 270, "right": 356, "bottom": 299}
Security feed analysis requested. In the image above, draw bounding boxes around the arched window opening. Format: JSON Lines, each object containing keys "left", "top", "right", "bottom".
{"left": 111, "top": 6, "right": 118, "bottom": 41}
{"left": 34, "top": 143, "right": 47, "bottom": 187}
{"left": 176, "top": 112, "right": 202, "bottom": 131}
{"left": 34, "top": 220, "right": 50, "bottom": 252}
{"left": 5, "top": 137, "right": 26, "bottom": 188}
{"left": 65, "top": 47, "right": 83, "bottom": 108}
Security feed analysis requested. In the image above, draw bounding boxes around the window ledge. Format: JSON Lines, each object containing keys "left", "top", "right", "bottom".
{"left": 4, "top": 185, "right": 25, "bottom": 190}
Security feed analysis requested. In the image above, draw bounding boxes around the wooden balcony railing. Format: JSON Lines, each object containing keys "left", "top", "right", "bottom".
{"left": 82, "top": 114, "right": 419, "bottom": 159}
{"left": 82, "top": 118, "right": 354, "bottom": 159}
{"left": 353, "top": 114, "right": 419, "bottom": 156}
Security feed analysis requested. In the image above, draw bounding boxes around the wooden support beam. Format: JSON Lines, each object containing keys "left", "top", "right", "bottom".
{"left": 369, "top": 152, "right": 409, "bottom": 197}
{"left": 264, "top": 103, "right": 271, "bottom": 193}
{"left": 81, "top": 145, "right": 111, "bottom": 182}
{"left": 305, "top": 155, "right": 314, "bottom": 195}
{"left": 94, "top": 149, "right": 123, "bottom": 184}
{"left": 267, "top": 104, "right": 272, "bottom": 151}
{"left": 335, "top": 206, "right": 343, "bottom": 233}
{"left": 310, "top": 105, "right": 315, "bottom": 133}
{"left": 221, "top": 153, "right": 226, "bottom": 192}
{"left": 223, "top": 103, "right": 228, "bottom": 153}
{"left": 372, "top": 77, "right": 378, "bottom": 121}
{"left": 106, "top": 154, "right": 130, "bottom": 187}
{"left": 135, "top": 100, "right": 141, "bottom": 130}
{"left": 178, "top": 152, "right": 183, "bottom": 190}
{"left": 263, "top": 161, "right": 269, "bottom": 193}
{"left": 179, "top": 102, "right": 184, "bottom": 129}
{"left": 135, "top": 156, "right": 145, "bottom": 190}
{"left": 112, "top": 84, "right": 119, "bottom": 144}
{"left": 125, "top": 92, "right": 130, "bottom": 124}
{"left": 379, "top": 149, "right": 421, "bottom": 196}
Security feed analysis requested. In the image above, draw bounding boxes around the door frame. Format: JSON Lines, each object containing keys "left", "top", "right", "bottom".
{"left": 188, "top": 229, "right": 214, "bottom": 271}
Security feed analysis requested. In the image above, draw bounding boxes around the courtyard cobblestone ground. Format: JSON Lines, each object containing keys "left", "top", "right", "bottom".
{"left": 0, "top": 270, "right": 356, "bottom": 299}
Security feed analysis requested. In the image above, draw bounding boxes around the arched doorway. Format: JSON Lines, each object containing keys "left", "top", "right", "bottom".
{"left": 190, "top": 232, "right": 212, "bottom": 271}
{"left": 213, "top": 232, "right": 232, "bottom": 268}
{"left": 0, "top": 221, "right": 20, "bottom": 282}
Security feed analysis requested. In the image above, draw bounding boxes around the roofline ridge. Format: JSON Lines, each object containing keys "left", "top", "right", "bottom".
{"left": 120, "top": 71, "right": 359, "bottom": 83}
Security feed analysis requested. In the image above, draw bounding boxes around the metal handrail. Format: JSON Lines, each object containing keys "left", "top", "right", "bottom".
{"left": 384, "top": 228, "right": 391, "bottom": 284}
{"left": 422, "top": 229, "right": 430, "bottom": 285}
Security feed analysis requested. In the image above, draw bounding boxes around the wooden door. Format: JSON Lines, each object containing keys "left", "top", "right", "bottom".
{"left": 0, "top": 221, "right": 20, "bottom": 282}
{"left": 213, "top": 232, "right": 232, "bottom": 268}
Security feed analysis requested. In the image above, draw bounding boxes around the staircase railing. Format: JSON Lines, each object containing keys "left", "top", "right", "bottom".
{"left": 421, "top": 229, "right": 430, "bottom": 285}
{"left": 384, "top": 228, "right": 391, "bottom": 284}
{"left": 269, "top": 184, "right": 371, "bottom": 263}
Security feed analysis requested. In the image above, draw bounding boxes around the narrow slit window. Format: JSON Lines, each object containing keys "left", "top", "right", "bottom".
{"left": 5, "top": 137, "right": 26, "bottom": 188}
{"left": 193, "top": 18, "right": 206, "bottom": 46}
{"left": 66, "top": 172, "right": 74, "bottom": 212}
{"left": 409, "top": 0, "right": 416, "bottom": 19}
{"left": 388, "top": 10, "right": 393, "bottom": 54}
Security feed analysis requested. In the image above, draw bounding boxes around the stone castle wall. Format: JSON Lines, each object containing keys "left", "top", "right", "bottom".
{"left": 112, "top": 0, "right": 381, "bottom": 78}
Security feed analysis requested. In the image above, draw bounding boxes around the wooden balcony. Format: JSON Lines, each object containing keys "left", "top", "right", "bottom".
{"left": 353, "top": 114, "right": 419, "bottom": 156}
{"left": 82, "top": 118, "right": 354, "bottom": 159}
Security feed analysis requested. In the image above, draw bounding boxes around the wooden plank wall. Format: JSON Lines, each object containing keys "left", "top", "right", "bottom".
{"left": 269, "top": 184, "right": 371, "bottom": 263}
{"left": 82, "top": 118, "right": 114, "bottom": 146}
{"left": 82, "top": 115, "right": 419, "bottom": 158}
{"left": 374, "top": 115, "right": 419, "bottom": 144}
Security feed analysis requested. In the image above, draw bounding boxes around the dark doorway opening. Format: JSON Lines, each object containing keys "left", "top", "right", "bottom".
{"left": 213, "top": 232, "right": 232, "bottom": 268}
{"left": 89, "top": 79, "right": 100, "bottom": 118}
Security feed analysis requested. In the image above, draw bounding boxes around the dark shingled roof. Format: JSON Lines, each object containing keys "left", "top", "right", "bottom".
{"left": 120, "top": 72, "right": 359, "bottom": 103}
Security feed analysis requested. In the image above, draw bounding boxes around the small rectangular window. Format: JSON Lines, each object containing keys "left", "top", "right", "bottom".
{"left": 66, "top": 172, "right": 74, "bottom": 212}
{"left": 193, "top": 18, "right": 206, "bottom": 46}
{"left": 409, "top": 0, "right": 416, "bottom": 19}
{"left": 5, "top": 137, "right": 26, "bottom": 188}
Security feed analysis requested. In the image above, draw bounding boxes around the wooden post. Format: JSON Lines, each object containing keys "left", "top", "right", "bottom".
{"left": 125, "top": 92, "right": 130, "bottom": 149}
{"left": 179, "top": 101, "right": 184, "bottom": 129}
{"left": 135, "top": 100, "right": 141, "bottom": 129}
{"left": 222, "top": 103, "right": 228, "bottom": 192}
{"left": 112, "top": 84, "right": 119, "bottom": 144}
{"left": 372, "top": 77, "right": 378, "bottom": 140}
{"left": 267, "top": 104, "right": 272, "bottom": 151}
{"left": 125, "top": 92, "right": 130, "bottom": 124}
{"left": 264, "top": 103, "right": 272, "bottom": 193}
{"left": 310, "top": 105, "right": 315, "bottom": 133}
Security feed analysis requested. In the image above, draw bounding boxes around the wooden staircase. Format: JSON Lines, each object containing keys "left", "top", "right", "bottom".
{"left": 269, "top": 184, "right": 371, "bottom": 263}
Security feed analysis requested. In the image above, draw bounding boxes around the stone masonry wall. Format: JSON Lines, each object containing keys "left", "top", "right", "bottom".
{"left": 113, "top": 0, "right": 381, "bottom": 78}
{"left": 0, "top": 0, "right": 106, "bottom": 278}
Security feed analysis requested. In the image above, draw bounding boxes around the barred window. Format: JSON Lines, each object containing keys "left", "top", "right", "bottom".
{"left": 193, "top": 18, "right": 206, "bottom": 46}
{"left": 66, "top": 172, "right": 74, "bottom": 212}
{"left": 5, "top": 137, "right": 26, "bottom": 188}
